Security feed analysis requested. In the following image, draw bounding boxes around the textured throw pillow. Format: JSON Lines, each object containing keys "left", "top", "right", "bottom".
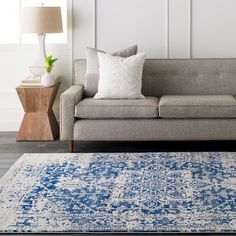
{"left": 84, "top": 45, "right": 138, "bottom": 97}
{"left": 94, "top": 52, "right": 146, "bottom": 99}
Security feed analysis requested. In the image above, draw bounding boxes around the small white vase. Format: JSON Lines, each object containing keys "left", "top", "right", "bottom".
{"left": 41, "top": 72, "right": 56, "bottom": 87}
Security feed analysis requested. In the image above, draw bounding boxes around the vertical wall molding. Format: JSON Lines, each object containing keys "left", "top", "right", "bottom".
{"left": 72, "top": 0, "right": 96, "bottom": 59}
{"left": 189, "top": 0, "right": 192, "bottom": 59}
{"left": 71, "top": 0, "right": 75, "bottom": 84}
{"left": 168, "top": 0, "right": 190, "bottom": 58}
{"left": 73, "top": 0, "right": 193, "bottom": 59}
{"left": 166, "top": 0, "right": 169, "bottom": 59}
{"left": 74, "top": 0, "right": 236, "bottom": 59}
{"left": 94, "top": 0, "right": 97, "bottom": 48}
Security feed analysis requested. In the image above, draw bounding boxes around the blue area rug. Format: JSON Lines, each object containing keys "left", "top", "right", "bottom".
{"left": 0, "top": 152, "right": 235, "bottom": 233}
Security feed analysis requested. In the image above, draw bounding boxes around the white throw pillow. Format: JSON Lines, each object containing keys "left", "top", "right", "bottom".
{"left": 94, "top": 52, "right": 146, "bottom": 99}
{"left": 84, "top": 45, "right": 138, "bottom": 97}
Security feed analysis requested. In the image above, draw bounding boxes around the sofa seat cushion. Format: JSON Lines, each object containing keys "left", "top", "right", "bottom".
{"left": 159, "top": 95, "right": 236, "bottom": 118}
{"left": 75, "top": 97, "right": 159, "bottom": 119}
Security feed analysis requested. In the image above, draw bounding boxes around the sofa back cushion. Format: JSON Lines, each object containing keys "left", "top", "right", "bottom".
{"left": 74, "top": 58, "right": 236, "bottom": 96}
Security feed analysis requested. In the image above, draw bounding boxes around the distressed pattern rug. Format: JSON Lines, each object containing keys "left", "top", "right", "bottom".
{"left": 0, "top": 153, "right": 235, "bottom": 233}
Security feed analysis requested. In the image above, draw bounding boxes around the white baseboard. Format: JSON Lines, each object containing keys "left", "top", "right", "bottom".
{"left": 0, "top": 106, "right": 60, "bottom": 131}
{"left": 0, "top": 120, "right": 21, "bottom": 131}
{"left": 0, "top": 107, "right": 22, "bottom": 131}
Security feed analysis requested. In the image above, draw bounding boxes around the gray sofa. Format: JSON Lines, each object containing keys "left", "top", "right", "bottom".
{"left": 60, "top": 59, "right": 236, "bottom": 152}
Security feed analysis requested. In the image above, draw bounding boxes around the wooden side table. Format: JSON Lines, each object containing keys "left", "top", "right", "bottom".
{"left": 16, "top": 82, "right": 60, "bottom": 141}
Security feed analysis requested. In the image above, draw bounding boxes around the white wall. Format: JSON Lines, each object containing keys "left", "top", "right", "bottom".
{"left": 73, "top": 0, "right": 236, "bottom": 59}
{"left": 73, "top": 0, "right": 191, "bottom": 59}
{"left": 1, "top": 0, "right": 236, "bottom": 131}
{"left": 96, "top": 0, "right": 168, "bottom": 59}
{"left": 0, "top": 1, "right": 73, "bottom": 131}
{"left": 192, "top": 0, "right": 236, "bottom": 58}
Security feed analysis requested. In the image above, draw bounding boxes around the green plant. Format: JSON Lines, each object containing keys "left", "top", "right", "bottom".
{"left": 45, "top": 55, "right": 58, "bottom": 73}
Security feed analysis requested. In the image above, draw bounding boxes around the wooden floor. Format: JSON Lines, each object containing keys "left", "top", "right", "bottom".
{"left": 2, "top": 132, "right": 236, "bottom": 178}
{"left": 0, "top": 132, "right": 236, "bottom": 235}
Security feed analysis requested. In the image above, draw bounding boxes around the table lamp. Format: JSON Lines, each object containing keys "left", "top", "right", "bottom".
{"left": 21, "top": 6, "right": 63, "bottom": 77}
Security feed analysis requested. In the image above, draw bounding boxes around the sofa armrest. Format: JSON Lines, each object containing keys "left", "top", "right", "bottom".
{"left": 60, "top": 84, "right": 84, "bottom": 141}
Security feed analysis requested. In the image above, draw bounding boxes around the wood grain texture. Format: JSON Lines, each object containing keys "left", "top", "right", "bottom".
{"left": 16, "top": 83, "right": 60, "bottom": 141}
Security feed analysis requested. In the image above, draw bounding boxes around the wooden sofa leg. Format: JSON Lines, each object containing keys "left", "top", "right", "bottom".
{"left": 68, "top": 141, "right": 74, "bottom": 153}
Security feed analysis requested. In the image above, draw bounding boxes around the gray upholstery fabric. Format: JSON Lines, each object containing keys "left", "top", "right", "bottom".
{"left": 73, "top": 119, "right": 236, "bottom": 141}
{"left": 74, "top": 59, "right": 236, "bottom": 96}
{"left": 84, "top": 45, "right": 138, "bottom": 97}
{"left": 85, "top": 47, "right": 104, "bottom": 74}
{"left": 112, "top": 46, "right": 138, "bottom": 57}
{"left": 83, "top": 73, "right": 99, "bottom": 97}
{"left": 75, "top": 97, "right": 159, "bottom": 119}
{"left": 159, "top": 95, "right": 236, "bottom": 118}
{"left": 60, "top": 58, "right": 236, "bottom": 142}
{"left": 60, "top": 84, "right": 84, "bottom": 141}
{"left": 73, "top": 59, "right": 86, "bottom": 85}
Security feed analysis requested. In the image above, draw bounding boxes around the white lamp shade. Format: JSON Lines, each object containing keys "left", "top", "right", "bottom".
{"left": 21, "top": 7, "right": 63, "bottom": 34}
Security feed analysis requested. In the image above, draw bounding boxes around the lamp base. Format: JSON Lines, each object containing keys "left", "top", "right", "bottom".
{"left": 29, "top": 34, "right": 46, "bottom": 77}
